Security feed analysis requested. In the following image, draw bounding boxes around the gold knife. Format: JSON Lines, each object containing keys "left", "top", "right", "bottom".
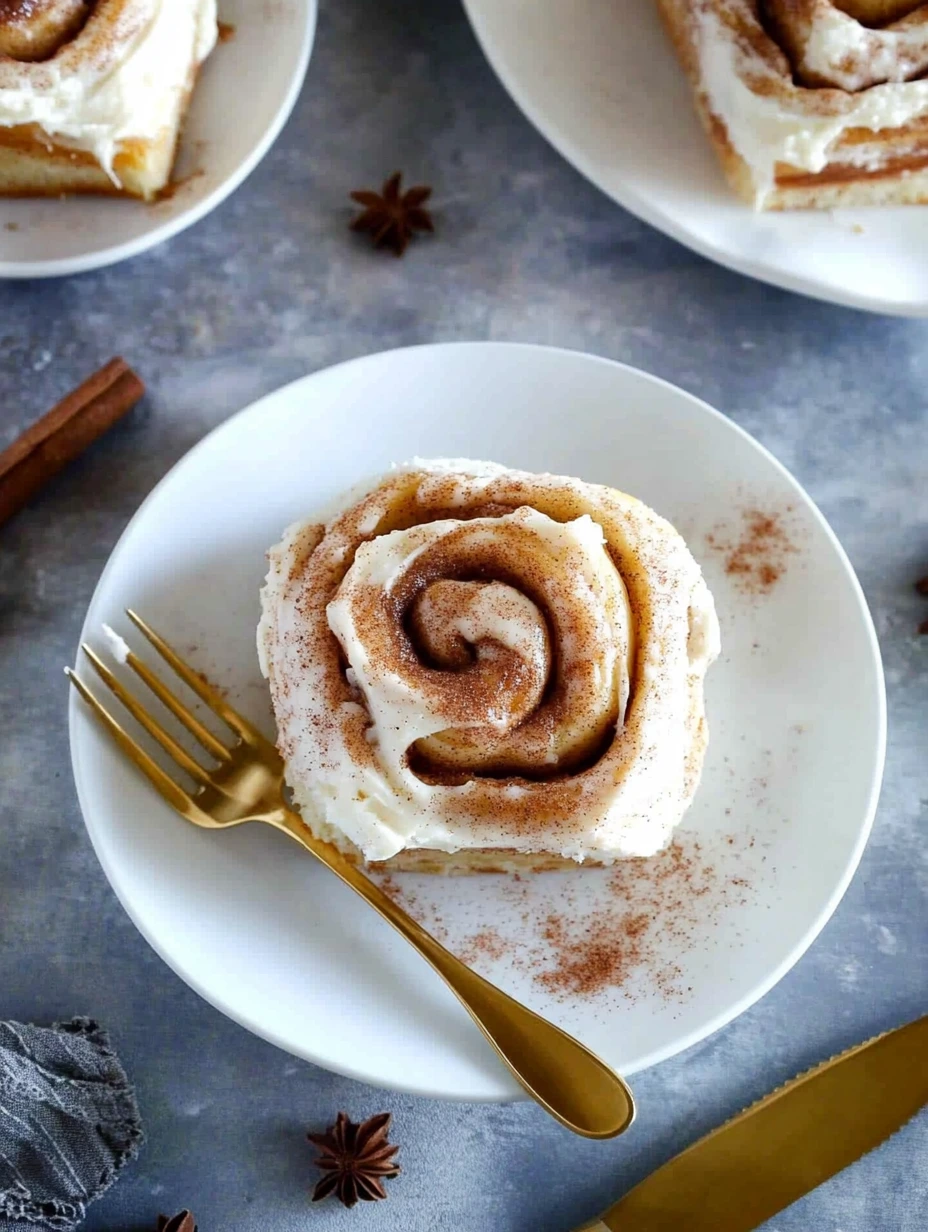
{"left": 574, "top": 1014, "right": 927, "bottom": 1232}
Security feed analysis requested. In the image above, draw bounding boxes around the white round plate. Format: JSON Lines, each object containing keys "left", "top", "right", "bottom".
{"left": 69, "top": 343, "right": 885, "bottom": 1100}
{"left": 463, "top": 0, "right": 928, "bottom": 316}
{"left": 0, "top": 0, "right": 315, "bottom": 279}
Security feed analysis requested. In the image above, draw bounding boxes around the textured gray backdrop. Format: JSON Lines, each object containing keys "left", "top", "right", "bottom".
{"left": 0, "top": 1, "right": 926, "bottom": 1229}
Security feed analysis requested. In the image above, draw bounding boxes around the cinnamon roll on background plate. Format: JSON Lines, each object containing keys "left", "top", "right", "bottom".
{"left": 657, "top": 0, "right": 928, "bottom": 208}
{"left": 258, "top": 460, "right": 720, "bottom": 873}
{"left": 0, "top": 0, "right": 218, "bottom": 200}
{"left": 461, "top": 0, "right": 928, "bottom": 310}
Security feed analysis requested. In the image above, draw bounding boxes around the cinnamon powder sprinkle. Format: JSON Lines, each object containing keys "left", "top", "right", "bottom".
{"left": 537, "top": 911, "right": 650, "bottom": 997}
{"left": 706, "top": 507, "right": 798, "bottom": 595}
{"left": 457, "top": 928, "right": 508, "bottom": 966}
{"left": 531, "top": 839, "right": 727, "bottom": 1000}
{"left": 374, "top": 833, "right": 757, "bottom": 1006}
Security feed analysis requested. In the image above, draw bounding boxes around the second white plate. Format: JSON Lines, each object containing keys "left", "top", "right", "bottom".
{"left": 69, "top": 343, "right": 885, "bottom": 1099}
{"left": 463, "top": 0, "right": 928, "bottom": 316}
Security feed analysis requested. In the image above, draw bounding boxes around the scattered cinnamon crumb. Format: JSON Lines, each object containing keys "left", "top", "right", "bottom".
{"left": 536, "top": 911, "right": 650, "bottom": 996}
{"left": 458, "top": 929, "right": 508, "bottom": 965}
{"left": 532, "top": 838, "right": 754, "bottom": 1001}
{"left": 706, "top": 508, "right": 798, "bottom": 595}
{"left": 217, "top": 21, "right": 236, "bottom": 41}
{"left": 3, "top": 222, "right": 17, "bottom": 232}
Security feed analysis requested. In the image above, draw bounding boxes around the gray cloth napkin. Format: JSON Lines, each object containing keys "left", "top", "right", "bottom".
{"left": 0, "top": 1018, "right": 143, "bottom": 1231}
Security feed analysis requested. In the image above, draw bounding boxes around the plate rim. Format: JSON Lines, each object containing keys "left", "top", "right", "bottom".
{"left": 460, "top": 0, "right": 928, "bottom": 319}
{"left": 0, "top": 0, "right": 318, "bottom": 281}
{"left": 68, "top": 342, "right": 888, "bottom": 1098}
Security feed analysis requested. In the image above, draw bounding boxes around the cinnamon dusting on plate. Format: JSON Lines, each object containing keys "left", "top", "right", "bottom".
{"left": 457, "top": 928, "right": 508, "bottom": 966}
{"left": 373, "top": 832, "right": 759, "bottom": 1006}
{"left": 706, "top": 507, "right": 799, "bottom": 594}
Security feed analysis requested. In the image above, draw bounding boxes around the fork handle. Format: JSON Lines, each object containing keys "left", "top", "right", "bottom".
{"left": 269, "top": 807, "right": 635, "bottom": 1139}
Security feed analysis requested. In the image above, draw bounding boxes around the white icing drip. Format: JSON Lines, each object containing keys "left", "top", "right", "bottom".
{"left": 102, "top": 623, "right": 131, "bottom": 664}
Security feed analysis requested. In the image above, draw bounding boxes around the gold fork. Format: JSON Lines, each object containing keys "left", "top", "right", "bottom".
{"left": 67, "top": 609, "right": 636, "bottom": 1140}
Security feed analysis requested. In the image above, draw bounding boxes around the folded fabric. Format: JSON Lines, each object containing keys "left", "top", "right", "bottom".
{"left": 0, "top": 1018, "right": 143, "bottom": 1231}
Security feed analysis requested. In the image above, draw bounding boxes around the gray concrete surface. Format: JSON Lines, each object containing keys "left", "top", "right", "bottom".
{"left": 0, "top": 1, "right": 926, "bottom": 1229}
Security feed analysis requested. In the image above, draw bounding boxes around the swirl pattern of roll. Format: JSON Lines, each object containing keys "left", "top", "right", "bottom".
{"left": 258, "top": 460, "right": 720, "bottom": 872}
{"left": 0, "top": 0, "right": 217, "bottom": 199}
{"left": 765, "top": 0, "right": 928, "bottom": 90}
{"left": 657, "top": 0, "right": 928, "bottom": 208}
{"left": 0, "top": 0, "right": 92, "bottom": 61}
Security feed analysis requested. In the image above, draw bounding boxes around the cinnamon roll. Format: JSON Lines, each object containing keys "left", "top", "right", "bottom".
{"left": 0, "top": 0, "right": 217, "bottom": 200}
{"left": 657, "top": 0, "right": 928, "bottom": 208}
{"left": 258, "top": 460, "right": 720, "bottom": 873}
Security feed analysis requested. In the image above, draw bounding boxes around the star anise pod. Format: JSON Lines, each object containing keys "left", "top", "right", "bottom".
{"left": 155, "top": 1214, "right": 196, "bottom": 1232}
{"left": 350, "top": 173, "right": 433, "bottom": 256}
{"left": 308, "top": 1111, "right": 400, "bottom": 1207}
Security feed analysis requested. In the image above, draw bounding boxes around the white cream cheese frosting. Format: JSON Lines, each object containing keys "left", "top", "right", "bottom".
{"left": 258, "top": 459, "right": 720, "bottom": 865}
{"left": 0, "top": 0, "right": 217, "bottom": 179}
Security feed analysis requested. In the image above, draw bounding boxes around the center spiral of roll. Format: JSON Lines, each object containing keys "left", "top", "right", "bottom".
{"left": 0, "top": 0, "right": 149, "bottom": 87}
{"left": 407, "top": 578, "right": 552, "bottom": 744}
{"left": 0, "top": 0, "right": 93, "bottom": 60}
{"left": 327, "top": 507, "right": 633, "bottom": 785}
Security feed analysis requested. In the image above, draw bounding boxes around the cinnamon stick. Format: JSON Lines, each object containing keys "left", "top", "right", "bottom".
{"left": 0, "top": 357, "right": 145, "bottom": 528}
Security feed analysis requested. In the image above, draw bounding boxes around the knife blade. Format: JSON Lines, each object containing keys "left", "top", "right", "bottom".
{"left": 574, "top": 1014, "right": 928, "bottom": 1232}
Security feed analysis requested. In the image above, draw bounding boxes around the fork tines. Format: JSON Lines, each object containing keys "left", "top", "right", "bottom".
{"left": 66, "top": 610, "right": 264, "bottom": 823}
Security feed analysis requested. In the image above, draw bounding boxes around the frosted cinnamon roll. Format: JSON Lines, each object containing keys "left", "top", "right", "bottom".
{"left": 0, "top": 0, "right": 217, "bottom": 200}
{"left": 657, "top": 0, "right": 928, "bottom": 208}
{"left": 258, "top": 460, "right": 720, "bottom": 873}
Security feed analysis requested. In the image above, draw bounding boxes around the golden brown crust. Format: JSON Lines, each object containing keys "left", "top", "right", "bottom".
{"left": 326, "top": 834, "right": 607, "bottom": 874}
{"left": 372, "top": 848, "right": 607, "bottom": 874}
{"left": 0, "top": 128, "right": 173, "bottom": 199}
{"left": 289, "top": 813, "right": 606, "bottom": 874}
